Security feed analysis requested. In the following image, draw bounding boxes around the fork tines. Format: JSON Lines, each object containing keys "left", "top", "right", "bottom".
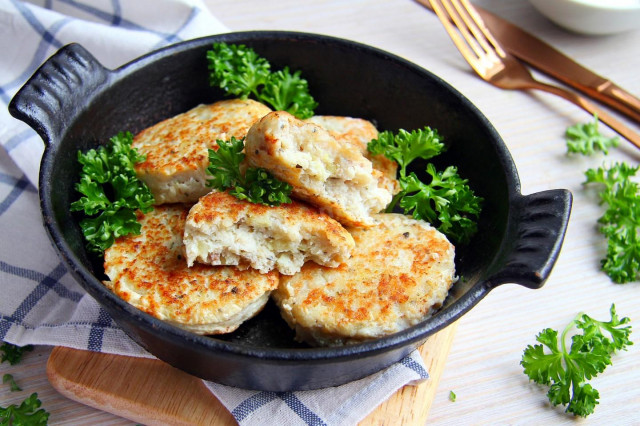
{"left": 429, "top": 0, "right": 505, "bottom": 76}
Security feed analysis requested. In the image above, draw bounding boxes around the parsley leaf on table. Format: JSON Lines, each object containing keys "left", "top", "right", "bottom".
{"left": 3, "top": 374, "right": 21, "bottom": 392}
{"left": 521, "top": 304, "right": 633, "bottom": 417}
{"left": 0, "top": 343, "right": 33, "bottom": 366}
{"left": 564, "top": 114, "right": 639, "bottom": 283}
{"left": 566, "top": 115, "right": 620, "bottom": 155}
{"left": 207, "top": 42, "right": 318, "bottom": 119}
{"left": 206, "top": 137, "right": 292, "bottom": 206}
{"left": 0, "top": 393, "right": 50, "bottom": 425}
{"left": 368, "top": 127, "right": 482, "bottom": 244}
{"left": 584, "top": 162, "right": 640, "bottom": 283}
{"left": 70, "top": 132, "right": 155, "bottom": 254}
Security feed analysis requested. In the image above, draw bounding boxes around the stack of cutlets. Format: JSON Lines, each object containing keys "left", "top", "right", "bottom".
{"left": 103, "top": 100, "right": 456, "bottom": 345}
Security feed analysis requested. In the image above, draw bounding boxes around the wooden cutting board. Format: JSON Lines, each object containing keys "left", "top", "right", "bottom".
{"left": 47, "top": 322, "right": 457, "bottom": 425}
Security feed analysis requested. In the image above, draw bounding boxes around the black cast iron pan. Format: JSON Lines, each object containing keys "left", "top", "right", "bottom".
{"left": 9, "top": 31, "right": 571, "bottom": 391}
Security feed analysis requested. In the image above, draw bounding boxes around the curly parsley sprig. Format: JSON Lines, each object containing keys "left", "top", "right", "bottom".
{"left": 368, "top": 127, "right": 444, "bottom": 178}
{"left": 70, "top": 132, "right": 154, "bottom": 254}
{"left": 0, "top": 343, "right": 33, "bottom": 366}
{"left": 584, "top": 162, "right": 640, "bottom": 283}
{"left": 0, "top": 343, "right": 50, "bottom": 424}
{"left": 566, "top": 115, "right": 620, "bottom": 155}
{"left": 397, "top": 165, "right": 482, "bottom": 244}
{"left": 565, "top": 114, "right": 639, "bottom": 283}
{"left": 521, "top": 304, "right": 632, "bottom": 417}
{"left": 368, "top": 127, "right": 482, "bottom": 244}
{"left": 206, "top": 137, "right": 292, "bottom": 206}
{"left": 207, "top": 42, "right": 317, "bottom": 119}
{"left": 0, "top": 393, "right": 50, "bottom": 425}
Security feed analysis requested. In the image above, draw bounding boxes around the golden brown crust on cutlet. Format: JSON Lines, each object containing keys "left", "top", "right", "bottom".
{"left": 273, "top": 213, "right": 455, "bottom": 346}
{"left": 133, "top": 99, "right": 271, "bottom": 204}
{"left": 103, "top": 204, "right": 279, "bottom": 335}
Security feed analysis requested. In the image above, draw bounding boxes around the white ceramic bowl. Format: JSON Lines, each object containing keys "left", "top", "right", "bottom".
{"left": 529, "top": 0, "right": 640, "bottom": 35}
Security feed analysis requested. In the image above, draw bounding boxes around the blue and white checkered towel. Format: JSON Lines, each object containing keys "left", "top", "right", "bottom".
{"left": 0, "top": 1, "right": 430, "bottom": 424}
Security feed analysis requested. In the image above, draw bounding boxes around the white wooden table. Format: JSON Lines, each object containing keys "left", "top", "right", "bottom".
{"left": 3, "top": 0, "right": 639, "bottom": 424}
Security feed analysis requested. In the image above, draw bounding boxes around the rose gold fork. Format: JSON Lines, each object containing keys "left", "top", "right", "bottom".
{"left": 429, "top": 0, "right": 640, "bottom": 150}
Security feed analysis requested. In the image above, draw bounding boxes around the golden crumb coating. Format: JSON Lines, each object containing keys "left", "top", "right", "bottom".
{"left": 184, "top": 191, "right": 354, "bottom": 275}
{"left": 306, "top": 115, "right": 399, "bottom": 193}
{"left": 273, "top": 213, "right": 455, "bottom": 346}
{"left": 133, "top": 99, "right": 271, "bottom": 204}
{"left": 103, "top": 204, "right": 279, "bottom": 335}
{"left": 245, "top": 111, "right": 393, "bottom": 227}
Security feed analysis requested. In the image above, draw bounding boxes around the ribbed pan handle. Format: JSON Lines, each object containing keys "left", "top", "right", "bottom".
{"left": 8, "top": 43, "right": 109, "bottom": 146}
{"left": 488, "top": 189, "right": 572, "bottom": 289}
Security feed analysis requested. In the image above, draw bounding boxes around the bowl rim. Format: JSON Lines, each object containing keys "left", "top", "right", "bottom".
{"left": 528, "top": 0, "right": 640, "bottom": 35}
{"left": 532, "top": 0, "right": 640, "bottom": 10}
{"left": 566, "top": 0, "right": 640, "bottom": 11}
{"left": 38, "top": 30, "right": 518, "bottom": 363}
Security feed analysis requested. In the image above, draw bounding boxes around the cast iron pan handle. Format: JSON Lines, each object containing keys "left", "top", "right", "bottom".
{"left": 487, "top": 189, "right": 572, "bottom": 289}
{"left": 8, "top": 43, "right": 109, "bottom": 146}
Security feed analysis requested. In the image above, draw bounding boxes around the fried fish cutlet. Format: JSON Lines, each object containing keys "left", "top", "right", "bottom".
{"left": 183, "top": 191, "right": 355, "bottom": 275}
{"left": 272, "top": 213, "right": 456, "bottom": 346}
{"left": 245, "top": 111, "right": 393, "bottom": 227}
{"left": 305, "top": 115, "right": 399, "bottom": 193}
{"left": 103, "top": 204, "right": 279, "bottom": 335}
{"left": 133, "top": 99, "right": 271, "bottom": 204}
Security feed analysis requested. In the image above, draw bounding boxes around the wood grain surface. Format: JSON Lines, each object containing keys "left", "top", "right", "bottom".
{"left": 46, "top": 323, "right": 457, "bottom": 425}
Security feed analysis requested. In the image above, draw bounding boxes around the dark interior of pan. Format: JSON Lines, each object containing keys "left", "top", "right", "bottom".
{"left": 10, "top": 31, "right": 571, "bottom": 391}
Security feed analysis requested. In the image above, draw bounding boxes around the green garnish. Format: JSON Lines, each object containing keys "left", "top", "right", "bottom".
{"left": 368, "top": 127, "right": 482, "bottom": 244}
{"left": 396, "top": 165, "right": 482, "bottom": 244}
{"left": 3, "top": 374, "right": 21, "bottom": 392}
{"left": 368, "top": 127, "right": 444, "bottom": 178}
{"left": 521, "top": 304, "right": 632, "bottom": 417}
{"left": 0, "top": 393, "right": 50, "bottom": 425}
{"left": 566, "top": 115, "right": 619, "bottom": 155}
{"left": 206, "top": 137, "right": 292, "bottom": 206}
{"left": 207, "top": 42, "right": 318, "bottom": 119}
{"left": 449, "top": 390, "right": 457, "bottom": 402}
{"left": 0, "top": 343, "right": 33, "bottom": 366}
{"left": 564, "top": 115, "right": 638, "bottom": 283}
{"left": 584, "top": 162, "right": 640, "bottom": 283}
{"left": 70, "top": 131, "right": 154, "bottom": 254}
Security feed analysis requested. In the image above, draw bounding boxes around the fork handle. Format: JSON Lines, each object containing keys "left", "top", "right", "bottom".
{"left": 531, "top": 81, "right": 640, "bottom": 149}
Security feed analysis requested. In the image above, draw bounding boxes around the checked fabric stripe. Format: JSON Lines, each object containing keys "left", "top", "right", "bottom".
{"left": 0, "top": 2, "right": 430, "bottom": 425}
{"left": 0, "top": 147, "right": 151, "bottom": 356}
{"left": 0, "top": 0, "right": 225, "bottom": 187}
